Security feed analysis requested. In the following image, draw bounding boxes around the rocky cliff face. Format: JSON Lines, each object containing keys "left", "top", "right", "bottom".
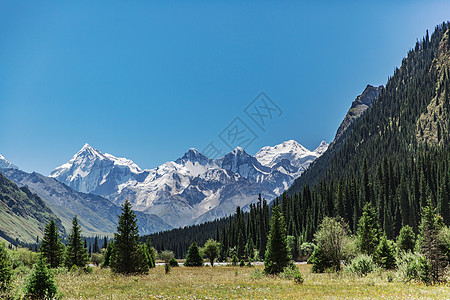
{"left": 335, "top": 85, "right": 383, "bottom": 141}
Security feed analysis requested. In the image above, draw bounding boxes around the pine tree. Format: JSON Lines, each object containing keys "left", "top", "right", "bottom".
{"left": 102, "top": 236, "right": 108, "bottom": 250}
{"left": 374, "top": 235, "right": 396, "bottom": 269}
{"left": 111, "top": 200, "right": 148, "bottom": 274}
{"left": 93, "top": 236, "right": 99, "bottom": 254}
{"left": 397, "top": 225, "right": 416, "bottom": 252}
{"left": 419, "top": 203, "right": 447, "bottom": 283}
{"left": 264, "top": 205, "right": 290, "bottom": 274}
{"left": 184, "top": 242, "right": 203, "bottom": 267}
{"left": 356, "top": 203, "right": 380, "bottom": 255}
{"left": 40, "top": 219, "right": 64, "bottom": 268}
{"left": 65, "top": 216, "right": 88, "bottom": 268}
{"left": 25, "top": 255, "right": 58, "bottom": 299}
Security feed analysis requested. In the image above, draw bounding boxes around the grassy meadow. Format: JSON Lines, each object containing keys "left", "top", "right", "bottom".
{"left": 9, "top": 263, "right": 450, "bottom": 299}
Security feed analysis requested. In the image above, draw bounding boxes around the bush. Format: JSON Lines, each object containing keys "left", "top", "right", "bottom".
{"left": 239, "top": 259, "right": 245, "bottom": 267}
{"left": 91, "top": 253, "right": 104, "bottom": 267}
{"left": 299, "top": 242, "right": 315, "bottom": 261}
{"left": 346, "top": 254, "right": 376, "bottom": 276}
{"left": 0, "top": 242, "right": 12, "bottom": 292}
{"left": 10, "top": 248, "right": 38, "bottom": 268}
{"left": 169, "top": 258, "right": 179, "bottom": 267}
{"left": 231, "top": 255, "right": 238, "bottom": 266}
{"left": 309, "top": 247, "right": 333, "bottom": 273}
{"left": 396, "top": 251, "right": 426, "bottom": 282}
{"left": 24, "top": 255, "right": 58, "bottom": 299}
{"left": 280, "top": 264, "right": 304, "bottom": 284}
{"left": 397, "top": 225, "right": 416, "bottom": 253}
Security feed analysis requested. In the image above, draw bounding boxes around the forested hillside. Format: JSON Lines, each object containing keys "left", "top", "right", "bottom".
{"left": 145, "top": 23, "right": 450, "bottom": 259}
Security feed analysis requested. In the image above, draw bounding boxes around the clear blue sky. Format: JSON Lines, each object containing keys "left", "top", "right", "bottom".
{"left": 1, "top": 1, "right": 449, "bottom": 174}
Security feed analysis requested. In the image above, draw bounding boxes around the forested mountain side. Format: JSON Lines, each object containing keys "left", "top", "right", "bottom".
{"left": 288, "top": 23, "right": 450, "bottom": 193}
{"left": 144, "top": 23, "right": 450, "bottom": 259}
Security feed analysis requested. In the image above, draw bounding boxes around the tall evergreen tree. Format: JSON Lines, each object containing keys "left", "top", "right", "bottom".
{"left": 184, "top": 242, "right": 203, "bottom": 267}
{"left": 356, "top": 203, "right": 380, "bottom": 255}
{"left": 111, "top": 200, "right": 148, "bottom": 274}
{"left": 65, "top": 216, "right": 88, "bottom": 268}
{"left": 419, "top": 203, "right": 447, "bottom": 283}
{"left": 264, "top": 205, "right": 290, "bottom": 274}
{"left": 93, "top": 236, "right": 99, "bottom": 254}
{"left": 40, "top": 219, "right": 64, "bottom": 268}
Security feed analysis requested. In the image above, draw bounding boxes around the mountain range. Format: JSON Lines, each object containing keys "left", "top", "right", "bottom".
{"left": 49, "top": 140, "right": 328, "bottom": 227}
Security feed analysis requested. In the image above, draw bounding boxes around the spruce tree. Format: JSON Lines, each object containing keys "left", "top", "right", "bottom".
{"left": 111, "top": 200, "right": 148, "bottom": 274}
{"left": 397, "top": 225, "right": 416, "bottom": 252}
{"left": 25, "top": 255, "right": 58, "bottom": 299}
{"left": 93, "top": 236, "right": 99, "bottom": 253}
{"left": 184, "top": 242, "right": 203, "bottom": 267}
{"left": 374, "top": 235, "right": 396, "bottom": 269}
{"left": 419, "top": 203, "right": 447, "bottom": 283}
{"left": 356, "top": 203, "right": 380, "bottom": 255}
{"left": 264, "top": 205, "right": 290, "bottom": 274}
{"left": 40, "top": 219, "right": 64, "bottom": 268}
{"left": 65, "top": 216, "right": 88, "bottom": 268}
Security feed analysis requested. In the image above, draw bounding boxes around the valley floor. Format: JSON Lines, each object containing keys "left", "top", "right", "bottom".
{"left": 12, "top": 264, "right": 450, "bottom": 299}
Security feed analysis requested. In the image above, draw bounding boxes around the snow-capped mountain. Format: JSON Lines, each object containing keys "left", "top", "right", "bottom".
{"left": 50, "top": 140, "right": 328, "bottom": 227}
{"left": 0, "top": 154, "right": 19, "bottom": 170}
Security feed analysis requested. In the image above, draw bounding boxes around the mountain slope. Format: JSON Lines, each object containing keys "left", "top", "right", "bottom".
{"left": 50, "top": 140, "right": 327, "bottom": 227}
{"left": 334, "top": 85, "right": 383, "bottom": 141}
{"left": 2, "top": 168, "right": 171, "bottom": 236}
{"left": 287, "top": 24, "right": 450, "bottom": 195}
{"left": 0, "top": 155, "right": 18, "bottom": 170}
{"left": 0, "top": 172, "right": 65, "bottom": 245}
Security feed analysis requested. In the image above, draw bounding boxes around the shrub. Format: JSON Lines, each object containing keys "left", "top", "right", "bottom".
{"left": 346, "top": 254, "right": 376, "bottom": 276}
{"left": 313, "top": 217, "right": 348, "bottom": 271}
{"left": 24, "top": 255, "right": 58, "bottom": 299}
{"left": 280, "top": 264, "right": 304, "bottom": 284}
{"left": 299, "top": 242, "right": 315, "bottom": 261}
{"left": 239, "top": 259, "right": 245, "bottom": 267}
{"left": 0, "top": 242, "right": 12, "bottom": 292}
{"left": 397, "top": 225, "right": 416, "bottom": 253}
{"left": 396, "top": 251, "right": 426, "bottom": 282}
{"left": 309, "top": 247, "right": 332, "bottom": 273}
{"left": 10, "top": 248, "right": 38, "bottom": 268}
{"left": 91, "top": 253, "right": 104, "bottom": 267}
{"left": 231, "top": 255, "right": 238, "bottom": 266}
{"left": 169, "top": 258, "right": 179, "bottom": 267}
{"left": 165, "top": 263, "right": 171, "bottom": 274}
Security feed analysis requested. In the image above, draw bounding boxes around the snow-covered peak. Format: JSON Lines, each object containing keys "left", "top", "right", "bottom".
{"left": 0, "top": 154, "right": 19, "bottom": 170}
{"left": 255, "top": 139, "right": 325, "bottom": 169}
{"left": 49, "top": 144, "right": 143, "bottom": 194}
{"left": 180, "top": 148, "right": 208, "bottom": 161}
{"left": 313, "top": 141, "right": 329, "bottom": 155}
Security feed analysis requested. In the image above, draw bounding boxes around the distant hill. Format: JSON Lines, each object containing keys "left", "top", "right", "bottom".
{"left": 0, "top": 172, "right": 64, "bottom": 245}
{"left": 2, "top": 168, "right": 171, "bottom": 236}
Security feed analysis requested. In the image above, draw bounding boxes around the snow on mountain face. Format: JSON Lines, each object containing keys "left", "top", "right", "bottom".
{"left": 255, "top": 140, "right": 328, "bottom": 172}
{"left": 50, "top": 140, "right": 327, "bottom": 228}
{"left": 49, "top": 143, "right": 144, "bottom": 195}
{"left": 0, "top": 154, "right": 19, "bottom": 170}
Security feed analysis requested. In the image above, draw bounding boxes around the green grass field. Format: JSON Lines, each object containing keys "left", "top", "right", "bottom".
{"left": 11, "top": 264, "right": 450, "bottom": 299}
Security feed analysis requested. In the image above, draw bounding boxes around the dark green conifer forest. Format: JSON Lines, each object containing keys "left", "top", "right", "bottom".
{"left": 144, "top": 23, "right": 450, "bottom": 260}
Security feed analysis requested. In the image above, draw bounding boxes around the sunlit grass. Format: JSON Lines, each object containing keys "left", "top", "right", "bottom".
{"left": 11, "top": 264, "right": 450, "bottom": 299}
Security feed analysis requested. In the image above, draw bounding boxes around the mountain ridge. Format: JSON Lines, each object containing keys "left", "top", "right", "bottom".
{"left": 50, "top": 140, "right": 328, "bottom": 227}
